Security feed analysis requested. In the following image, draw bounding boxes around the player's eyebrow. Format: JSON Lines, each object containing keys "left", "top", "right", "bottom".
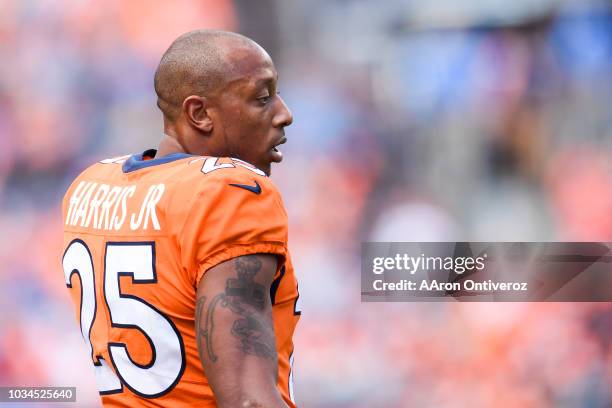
{"left": 254, "top": 76, "right": 275, "bottom": 89}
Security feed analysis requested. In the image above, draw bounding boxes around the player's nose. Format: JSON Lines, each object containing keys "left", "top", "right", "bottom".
{"left": 273, "top": 95, "right": 293, "bottom": 128}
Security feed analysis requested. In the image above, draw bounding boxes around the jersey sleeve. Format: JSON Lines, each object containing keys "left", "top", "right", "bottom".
{"left": 179, "top": 168, "right": 289, "bottom": 286}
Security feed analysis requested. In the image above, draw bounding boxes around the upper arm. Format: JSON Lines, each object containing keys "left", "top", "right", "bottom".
{"left": 195, "top": 253, "right": 287, "bottom": 408}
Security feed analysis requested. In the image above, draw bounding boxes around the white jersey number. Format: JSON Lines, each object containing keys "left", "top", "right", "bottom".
{"left": 63, "top": 240, "right": 185, "bottom": 397}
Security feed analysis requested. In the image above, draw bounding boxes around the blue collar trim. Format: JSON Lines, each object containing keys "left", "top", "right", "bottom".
{"left": 122, "top": 149, "right": 195, "bottom": 173}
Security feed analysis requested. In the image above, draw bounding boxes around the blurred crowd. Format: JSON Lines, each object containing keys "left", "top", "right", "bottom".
{"left": 0, "top": 0, "right": 611, "bottom": 407}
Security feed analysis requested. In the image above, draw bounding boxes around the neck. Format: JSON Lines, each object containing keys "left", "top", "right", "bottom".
{"left": 156, "top": 132, "right": 186, "bottom": 157}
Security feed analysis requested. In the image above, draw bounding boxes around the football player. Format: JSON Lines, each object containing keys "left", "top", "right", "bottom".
{"left": 62, "top": 30, "right": 299, "bottom": 407}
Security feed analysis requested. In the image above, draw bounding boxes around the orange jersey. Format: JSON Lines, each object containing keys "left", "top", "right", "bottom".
{"left": 61, "top": 150, "right": 300, "bottom": 407}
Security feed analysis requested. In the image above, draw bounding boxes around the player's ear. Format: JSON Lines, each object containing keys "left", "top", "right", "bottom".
{"left": 183, "top": 95, "right": 213, "bottom": 133}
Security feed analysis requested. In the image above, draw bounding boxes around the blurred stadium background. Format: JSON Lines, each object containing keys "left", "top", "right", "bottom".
{"left": 1, "top": 0, "right": 611, "bottom": 407}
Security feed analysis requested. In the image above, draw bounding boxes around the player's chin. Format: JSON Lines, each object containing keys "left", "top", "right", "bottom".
{"left": 262, "top": 149, "right": 282, "bottom": 176}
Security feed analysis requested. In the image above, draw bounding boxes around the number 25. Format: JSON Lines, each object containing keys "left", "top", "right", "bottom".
{"left": 62, "top": 240, "right": 185, "bottom": 397}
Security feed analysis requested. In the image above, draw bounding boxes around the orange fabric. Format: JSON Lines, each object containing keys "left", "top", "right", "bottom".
{"left": 62, "top": 154, "right": 300, "bottom": 407}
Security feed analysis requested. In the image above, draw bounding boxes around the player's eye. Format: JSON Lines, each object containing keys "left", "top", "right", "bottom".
{"left": 257, "top": 94, "right": 271, "bottom": 104}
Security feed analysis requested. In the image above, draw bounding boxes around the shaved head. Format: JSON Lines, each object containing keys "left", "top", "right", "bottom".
{"left": 153, "top": 29, "right": 292, "bottom": 176}
{"left": 154, "top": 30, "right": 264, "bottom": 121}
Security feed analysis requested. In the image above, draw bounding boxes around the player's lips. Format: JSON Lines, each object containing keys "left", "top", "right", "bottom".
{"left": 270, "top": 137, "right": 287, "bottom": 163}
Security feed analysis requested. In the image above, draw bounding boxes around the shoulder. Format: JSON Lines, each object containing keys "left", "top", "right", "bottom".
{"left": 72, "top": 154, "right": 133, "bottom": 180}
{"left": 179, "top": 156, "right": 282, "bottom": 200}
{"left": 63, "top": 155, "right": 130, "bottom": 196}
{"left": 178, "top": 157, "right": 289, "bottom": 245}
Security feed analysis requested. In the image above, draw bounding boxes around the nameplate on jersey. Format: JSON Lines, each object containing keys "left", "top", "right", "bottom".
{"left": 65, "top": 181, "right": 165, "bottom": 231}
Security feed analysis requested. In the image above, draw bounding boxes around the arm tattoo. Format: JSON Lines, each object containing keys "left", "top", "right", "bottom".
{"left": 196, "top": 295, "right": 217, "bottom": 363}
{"left": 196, "top": 255, "right": 277, "bottom": 365}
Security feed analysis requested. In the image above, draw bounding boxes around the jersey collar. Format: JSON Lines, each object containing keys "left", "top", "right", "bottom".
{"left": 122, "top": 149, "right": 195, "bottom": 173}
